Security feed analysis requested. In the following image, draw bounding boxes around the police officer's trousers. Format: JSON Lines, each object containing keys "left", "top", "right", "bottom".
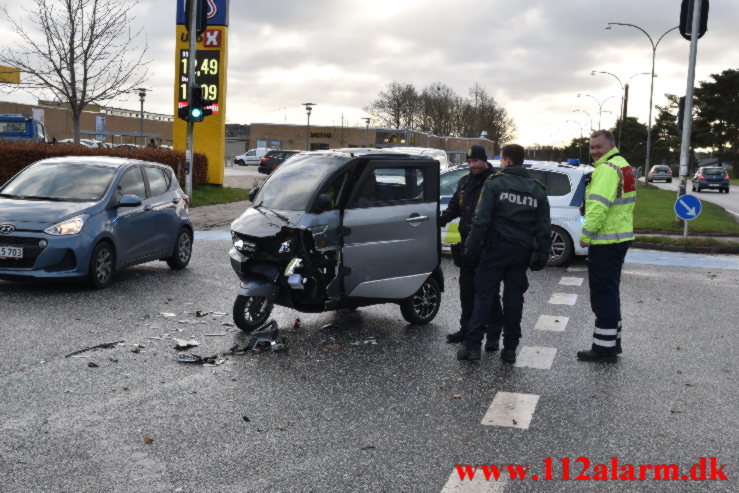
{"left": 463, "top": 241, "right": 529, "bottom": 350}
{"left": 587, "top": 241, "right": 631, "bottom": 354}
{"left": 459, "top": 265, "right": 502, "bottom": 342}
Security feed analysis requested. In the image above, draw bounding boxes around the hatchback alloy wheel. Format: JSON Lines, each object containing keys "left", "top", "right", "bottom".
{"left": 167, "top": 228, "right": 193, "bottom": 270}
{"left": 88, "top": 242, "right": 114, "bottom": 289}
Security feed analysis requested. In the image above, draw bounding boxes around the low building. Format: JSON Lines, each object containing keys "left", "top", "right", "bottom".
{"left": 0, "top": 99, "right": 173, "bottom": 145}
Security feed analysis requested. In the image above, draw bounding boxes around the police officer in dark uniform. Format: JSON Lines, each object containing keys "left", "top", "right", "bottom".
{"left": 458, "top": 144, "right": 551, "bottom": 362}
{"left": 439, "top": 145, "right": 503, "bottom": 351}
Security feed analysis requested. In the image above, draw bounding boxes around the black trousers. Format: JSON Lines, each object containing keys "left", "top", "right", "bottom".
{"left": 463, "top": 241, "right": 529, "bottom": 350}
{"left": 587, "top": 241, "right": 631, "bottom": 354}
{"left": 459, "top": 264, "right": 502, "bottom": 341}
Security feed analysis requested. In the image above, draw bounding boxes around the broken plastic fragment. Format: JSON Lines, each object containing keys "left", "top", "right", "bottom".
{"left": 160, "top": 312, "right": 176, "bottom": 318}
{"left": 173, "top": 338, "right": 200, "bottom": 350}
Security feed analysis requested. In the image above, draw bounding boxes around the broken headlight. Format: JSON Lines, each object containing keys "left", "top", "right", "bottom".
{"left": 278, "top": 239, "right": 292, "bottom": 254}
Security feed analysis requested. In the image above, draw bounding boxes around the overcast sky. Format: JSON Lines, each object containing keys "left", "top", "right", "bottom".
{"left": 2, "top": 0, "right": 738, "bottom": 146}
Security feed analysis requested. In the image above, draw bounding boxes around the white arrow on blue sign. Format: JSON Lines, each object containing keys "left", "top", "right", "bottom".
{"left": 674, "top": 194, "right": 702, "bottom": 220}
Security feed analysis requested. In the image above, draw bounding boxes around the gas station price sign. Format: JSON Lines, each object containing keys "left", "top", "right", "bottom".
{"left": 178, "top": 49, "right": 221, "bottom": 112}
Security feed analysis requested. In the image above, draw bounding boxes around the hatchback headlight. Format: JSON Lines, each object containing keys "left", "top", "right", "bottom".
{"left": 45, "top": 215, "right": 87, "bottom": 235}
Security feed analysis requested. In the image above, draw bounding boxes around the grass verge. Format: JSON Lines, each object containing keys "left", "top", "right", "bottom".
{"left": 635, "top": 235, "right": 739, "bottom": 248}
{"left": 634, "top": 182, "right": 739, "bottom": 234}
{"left": 190, "top": 185, "right": 250, "bottom": 208}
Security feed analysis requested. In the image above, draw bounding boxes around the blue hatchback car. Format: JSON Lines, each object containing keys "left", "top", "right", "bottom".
{"left": 0, "top": 156, "right": 193, "bottom": 288}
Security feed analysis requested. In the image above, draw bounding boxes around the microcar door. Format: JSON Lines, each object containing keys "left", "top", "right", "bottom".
{"left": 341, "top": 159, "right": 439, "bottom": 299}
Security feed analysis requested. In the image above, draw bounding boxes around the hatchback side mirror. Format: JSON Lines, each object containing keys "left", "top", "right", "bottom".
{"left": 118, "top": 194, "right": 142, "bottom": 207}
{"left": 248, "top": 188, "right": 259, "bottom": 202}
{"left": 315, "top": 193, "right": 333, "bottom": 212}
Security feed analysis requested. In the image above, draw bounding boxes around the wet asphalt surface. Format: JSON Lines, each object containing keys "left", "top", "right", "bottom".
{"left": 0, "top": 239, "right": 737, "bottom": 492}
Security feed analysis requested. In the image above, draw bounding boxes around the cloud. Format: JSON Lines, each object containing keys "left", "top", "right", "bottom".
{"left": 2, "top": 0, "right": 736, "bottom": 145}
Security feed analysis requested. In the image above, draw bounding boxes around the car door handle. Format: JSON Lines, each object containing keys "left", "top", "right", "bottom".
{"left": 406, "top": 215, "right": 429, "bottom": 223}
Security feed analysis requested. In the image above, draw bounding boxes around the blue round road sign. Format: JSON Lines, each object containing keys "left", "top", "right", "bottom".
{"left": 674, "top": 194, "right": 702, "bottom": 220}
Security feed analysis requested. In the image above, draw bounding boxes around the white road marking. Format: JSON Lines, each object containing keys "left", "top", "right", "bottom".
{"left": 441, "top": 469, "right": 507, "bottom": 492}
{"left": 559, "top": 277, "right": 584, "bottom": 286}
{"left": 534, "top": 315, "right": 569, "bottom": 332}
{"left": 481, "top": 392, "right": 540, "bottom": 429}
{"left": 548, "top": 293, "right": 578, "bottom": 305}
{"left": 514, "top": 346, "right": 557, "bottom": 370}
{"left": 567, "top": 265, "right": 587, "bottom": 272}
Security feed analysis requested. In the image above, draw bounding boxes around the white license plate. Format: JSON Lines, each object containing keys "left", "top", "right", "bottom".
{"left": 0, "top": 246, "right": 24, "bottom": 259}
{"left": 709, "top": 184, "right": 719, "bottom": 187}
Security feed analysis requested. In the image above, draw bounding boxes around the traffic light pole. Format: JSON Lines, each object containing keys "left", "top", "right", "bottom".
{"left": 678, "top": 0, "right": 703, "bottom": 238}
{"left": 185, "top": 1, "right": 198, "bottom": 198}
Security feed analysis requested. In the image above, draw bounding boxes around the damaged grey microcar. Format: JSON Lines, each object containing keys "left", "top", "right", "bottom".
{"left": 229, "top": 150, "right": 444, "bottom": 331}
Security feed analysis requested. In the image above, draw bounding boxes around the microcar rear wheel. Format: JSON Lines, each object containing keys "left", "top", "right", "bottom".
{"left": 548, "top": 226, "right": 573, "bottom": 267}
{"left": 400, "top": 277, "right": 441, "bottom": 325}
{"left": 233, "top": 295, "right": 273, "bottom": 332}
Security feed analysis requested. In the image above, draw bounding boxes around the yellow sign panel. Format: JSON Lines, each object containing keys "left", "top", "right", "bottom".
{"left": 0, "top": 65, "right": 21, "bottom": 84}
{"left": 173, "top": 25, "right": 228, "bottom": 185}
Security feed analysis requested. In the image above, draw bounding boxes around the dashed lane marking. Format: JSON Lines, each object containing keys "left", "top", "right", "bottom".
{"left": 514, "top": 346, "right": 557, "bottom": 370}
{"left": 481, "top": 392, "right": 540, "bottom": 429}
{"left": 548, "top": 293, "right": 578, "bottom": 305}
{"left": 567, "top": 265, "right": 587, "bottom": 272}
{"left": 534, "top": 315, "right": 568, "bottom": 332}
{"left": 559, "top": 277, "right": 584, "bottom": 286}
{"left": 441, "top": 470, "right": 507, "bottom": 492}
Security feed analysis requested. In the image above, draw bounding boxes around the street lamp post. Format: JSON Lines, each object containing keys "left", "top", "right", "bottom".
{"left": 565, "top": 119, "right": 587, "bottom": 163}
{"left": 577, "top": 93, "right": 616, "bottom": 129}
{"left": 363, "top": 117, "right": 371, "bottom": 147}
{"left": 135, "top": 88, "right": 148, "bottom": 146}
{"left": 572, "top": 109, "right": 594, "bottom": 132}
{"left": 302, "top": 102, "right": 315, "bottom": 151}
{"left": 591, "top": 71, "right": 650, "bottom": 149}
{"left": 606, "top": 23, "right": 678, "bottom": 177}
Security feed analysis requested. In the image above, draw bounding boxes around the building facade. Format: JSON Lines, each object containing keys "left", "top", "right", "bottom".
{"left": 0, "top": 100, "right": 174, "bottom": 145}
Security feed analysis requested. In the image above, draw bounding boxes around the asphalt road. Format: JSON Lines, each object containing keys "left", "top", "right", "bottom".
{"left": 644, "top": 177, "right": 739, "bottom": 220}
{"left": 0, "top": 239, "right": 737, "bottom": 492}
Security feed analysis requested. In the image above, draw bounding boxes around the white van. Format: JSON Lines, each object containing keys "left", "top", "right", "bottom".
{"left": 235, "top": 148, "right": 272, "bottom": 166}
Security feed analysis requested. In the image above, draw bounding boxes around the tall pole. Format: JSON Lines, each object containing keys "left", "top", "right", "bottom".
{"left": 591, "top": 71, "right": 648, "bottom": 149}
{"left": 363, "top": 117, "right": 371, "bottom": 147}
{"left": 678, "top": 0, "right": 703, "bottom": 239}
{"left": 606, "top": 23, "right": 678, "bottom": 179}
{"left": 185, "top": 2, "right": 197, "bottom": 197}
{"left": 302, "top": 103, "right": 315, "bottom": 151}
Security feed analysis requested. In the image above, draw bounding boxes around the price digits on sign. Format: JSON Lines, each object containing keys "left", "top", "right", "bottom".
{"left": 179, "top": 50, "right": 221, "bottom": 103}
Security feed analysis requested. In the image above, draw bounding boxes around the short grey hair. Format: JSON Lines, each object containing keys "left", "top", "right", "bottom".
{"left": 590, "top": 130, "right": 616, "bottom": 145}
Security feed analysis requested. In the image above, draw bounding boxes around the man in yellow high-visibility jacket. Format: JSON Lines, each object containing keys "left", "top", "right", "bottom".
{"left": 578, "top": 130, "right": 636, "bottom": 363}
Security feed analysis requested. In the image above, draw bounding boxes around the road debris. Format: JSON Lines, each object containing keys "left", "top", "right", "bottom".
{"left": 173, "top": 339, "right": 200, "bottom": 350}
{"left": 160, "top": 312, "right": 176, "bottom": 318}
{"left": 195, "top": 310, "right": 209, "bottom": 318}
{"left": 87, "top": 362, "right": 99, "bottom": 368}
{"left": 206, "top": 333, "right": 227, "bottom": 337}
{"left": 65, "top": 341, "right": 125, "bottom": 358}
{"left": 143, "top": 437, "right": 154, "bottom": 444}
{"left": 176, "top": 353, "right": 220, "bottom": 365}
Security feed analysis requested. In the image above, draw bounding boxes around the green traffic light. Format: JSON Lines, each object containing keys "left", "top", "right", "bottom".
{"left": 191, "top": 108, "right": 203, "bottom": 118}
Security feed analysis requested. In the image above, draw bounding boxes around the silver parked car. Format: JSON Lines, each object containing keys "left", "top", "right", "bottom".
{"left": 647, "top": 165, "right": 673, "bottom": 183}
{"left": 229, "top": 151, "right": 443, "bottom": 331}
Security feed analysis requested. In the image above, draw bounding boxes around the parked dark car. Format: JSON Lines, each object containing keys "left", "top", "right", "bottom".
{"left": 691, "top": 167, "right": 730, "bottom": 193}
{"left": 258, "top": 150, "right": 301, "bottom": 174}
{"left": 0, "top": 156, "right": 193, "bottom": 288}
{"left": 646, "top": 165, "right": 673, "bottom": 183}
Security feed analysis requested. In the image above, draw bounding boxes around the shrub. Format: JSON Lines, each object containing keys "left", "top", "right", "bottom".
{"left": 0, "top": 141, "right": 208, "bottom": 188}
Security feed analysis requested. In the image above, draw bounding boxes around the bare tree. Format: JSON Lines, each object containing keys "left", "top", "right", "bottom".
{"left": 365, "top": 81, "right": 419, "bottom": 129}
{"left": 0, "top": 0, "right": 150, "bottom": 143}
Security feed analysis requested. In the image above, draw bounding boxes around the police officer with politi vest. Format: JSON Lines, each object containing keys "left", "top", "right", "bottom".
{"left": 458, "top": 144, "right": 551, "bottom": 362}
{"left": 439, "top": 145, "right": 503, "bottom": 351}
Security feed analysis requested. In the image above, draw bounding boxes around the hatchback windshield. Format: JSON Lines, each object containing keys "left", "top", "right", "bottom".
{"left": 0, "top": 162, "right": 117, "bottom": 202}
{"left": 256, "top": 154, "right": 348, "bottom": 211}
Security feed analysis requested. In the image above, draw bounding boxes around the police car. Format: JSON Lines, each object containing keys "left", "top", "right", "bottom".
{"left": 440, "top": 160, "right": 592, "bottom": 266}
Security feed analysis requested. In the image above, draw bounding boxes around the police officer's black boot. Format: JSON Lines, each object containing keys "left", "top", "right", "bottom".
{"left": 577, "top": 348, "right": 617, "bottom": 363}
{"left": 456, "top": 345, "right": 481, "bottom": 361}
{"left": 446, "top": 331, "right": 465, "bottom": 343}
{"left": 500, "top": 347, "right": 516, "bottom": 363}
